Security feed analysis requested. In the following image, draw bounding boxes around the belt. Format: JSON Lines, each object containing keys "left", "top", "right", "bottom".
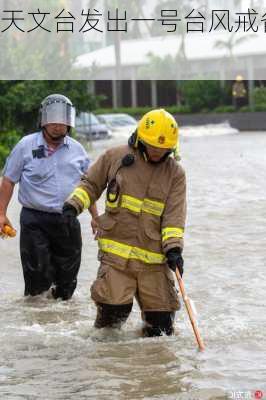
{"left": 22, "top": 207, "right": 61, "bottom": 216}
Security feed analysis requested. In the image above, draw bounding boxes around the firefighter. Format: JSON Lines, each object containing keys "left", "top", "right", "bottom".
{"left": 232, "top": 75, "right": 247, "bottom": 109}
{"left": 63, "top": 109, "right": 186, "bottom": 336}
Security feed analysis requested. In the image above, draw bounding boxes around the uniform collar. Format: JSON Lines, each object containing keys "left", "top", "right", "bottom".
{"left": 37, "top": 131, "right": 70, "bottom": 149}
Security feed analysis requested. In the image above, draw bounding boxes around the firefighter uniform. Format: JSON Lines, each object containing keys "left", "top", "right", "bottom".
{"left": 232, "top": 75, "right": 247, "bottom": 109}
{"left": 65, "top": 109, "right": 187, "bottom": 335}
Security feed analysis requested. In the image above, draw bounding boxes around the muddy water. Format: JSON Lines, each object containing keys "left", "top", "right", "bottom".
{"left": 0, "top": 131, "right": 265, "bottom": 400}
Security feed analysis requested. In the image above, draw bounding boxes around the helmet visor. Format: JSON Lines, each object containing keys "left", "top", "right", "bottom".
{"left": 41, "top": 102, "right": 76, "bottom": 128}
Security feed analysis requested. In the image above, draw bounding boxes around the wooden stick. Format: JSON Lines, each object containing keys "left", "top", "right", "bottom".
{"left": 175, "top": 269, "right": 205, "bottom": 351}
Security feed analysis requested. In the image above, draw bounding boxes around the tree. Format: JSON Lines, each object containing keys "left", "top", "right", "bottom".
{"left": 181, "top": 80, "right": 227, "bottom": 112}
{"left": 0, "top": 81, "right": 102, "bottom": 133}
{"left": 0, "top": 0, "right": 98, "bottom": 79}
{"left": 214, "top": 31, "right": 256, "bottom": 87}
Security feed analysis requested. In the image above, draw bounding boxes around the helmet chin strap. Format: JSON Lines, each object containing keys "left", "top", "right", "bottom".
{"left": 149, "top": 152, "right": 172, "bottom": 164}
{"left": 138, "top": 141, "right": 172, "bottom": 164}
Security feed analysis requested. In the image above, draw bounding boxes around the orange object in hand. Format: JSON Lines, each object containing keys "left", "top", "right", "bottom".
{"left": 1, "top": 224, "right": 17, "bottom": 238}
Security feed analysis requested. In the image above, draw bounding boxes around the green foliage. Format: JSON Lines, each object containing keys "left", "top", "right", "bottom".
{"left": 0, "top": 144, "right": 9, "bottom": 169}
{"left": 0, "top": 81, "right": 101, "bottom": 133}
{"left": 239, "top": 106, "right": 251, "bottom": 112}
{"left": 0, "top": 80, "right": 101, "bottom": 168}
{"left": 0, "top": 130, "right": 21, "bottom": 169}
{"left": 180, "top": 81, "right": 226, "bottom": 112}
{"left": 254, "top": 103, "right": 266, "bottom": 111}
{"left": 253, "top": 87, "right": 266, "bottom": 106}
{"left": 165, "top": 105, "right": 192, "bottom": 114}
{"left": 0, "top": 0, "right": 99, "bottom": 80}
{"left": 213, "top": 105, "right": 236, "bottom": 113}
{"left": 139, "top": 54, "right": 183, "bottom": 80}
{"left": 0, "top": 130, "right": 21, "bottom": 149}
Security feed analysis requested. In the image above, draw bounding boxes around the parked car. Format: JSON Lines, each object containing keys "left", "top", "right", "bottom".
{"left": 75, "top": 112, "right": 111, "bottom": 141}
{"left": 97, "top": 113, "right": 137, "bottom": 136}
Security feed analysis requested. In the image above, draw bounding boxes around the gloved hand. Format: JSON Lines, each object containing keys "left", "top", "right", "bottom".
{"left": 166, "top": 247, "right": 184, "bottom": 277}
{"left": 62, "top": 203, "right": 78, "bottom": 233}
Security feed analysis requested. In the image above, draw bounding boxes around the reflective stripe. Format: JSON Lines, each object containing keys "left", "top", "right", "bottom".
{"left": 162, "top": 227, "right": 184, "bottom": 241}
{"left": 71, "top": 187, "right": 90, "bottom": 209}
{"left": 106, "top": 193, "right": 119, "bottom": 208}
{"left": 105, "top": 193, "right": 165, "bottom": 216}
{"left": 142, "top": 198, "right": 164, "bottom": 216}
{"left": 129, "top": 246, "right": 165, "bottom": 264}
{"left": 98, "top": 238, "right": 166, "bottom": 264}
{"left": 121, "top": 195, "right": 142, "bottom": 213}
{"left": 106, "top": 199, "right": 119, "bottom": 208}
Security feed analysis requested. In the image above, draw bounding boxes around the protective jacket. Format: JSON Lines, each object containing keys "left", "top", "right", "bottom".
{"left": 67, "top": 145, "right": 186, "bottom": 270}
{"left": 232, "top": 81, "right": 246, "bottom": 98}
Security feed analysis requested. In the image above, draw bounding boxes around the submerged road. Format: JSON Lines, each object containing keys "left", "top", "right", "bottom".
{"left": 0, "top": 131, "right": 265, "bottom": 399}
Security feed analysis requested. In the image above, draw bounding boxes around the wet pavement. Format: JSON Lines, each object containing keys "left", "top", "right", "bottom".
{"left": 0, "top": 130, "right": 265, "bottom": 400}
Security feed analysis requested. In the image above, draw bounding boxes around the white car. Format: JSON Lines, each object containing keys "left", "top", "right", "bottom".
{"left": 97, "top": 113, "right": 137, "bottom": 137}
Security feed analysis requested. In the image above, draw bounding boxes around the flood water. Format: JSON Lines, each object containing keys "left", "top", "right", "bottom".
{"left": 0, "top": 130, "right": 266, "bottom": 400}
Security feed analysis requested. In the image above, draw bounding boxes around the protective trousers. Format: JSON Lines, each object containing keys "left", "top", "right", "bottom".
{"left": 94, "top": 303, "right": 133, "bottom": 329}
{"left": 142, "top": 311, "right": 175, "bottom": 336}
{"left": 94, "top": 303, "right": 175, "bottom": 336}
{"left": 20, "top": 207, "right": 82, "bottom": 300}
{"left": 91, "top": 261, "right": 180, "bottom": 336}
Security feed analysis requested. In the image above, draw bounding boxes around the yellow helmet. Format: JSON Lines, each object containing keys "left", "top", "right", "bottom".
{"left": 137, "top": 109, "right": 179, "bottom": 150}
{"left": 236, "top": 75, "right": 243, "bottom": 82}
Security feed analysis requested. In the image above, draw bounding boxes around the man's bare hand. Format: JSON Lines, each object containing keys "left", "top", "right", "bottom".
{"left": 0, "top": 214, "right": 13, "bottom": 234}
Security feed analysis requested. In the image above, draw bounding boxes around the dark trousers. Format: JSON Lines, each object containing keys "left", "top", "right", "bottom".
{"left": 94, "top": 303, "right": 175, "bottom": 337}
{"left": 20, "top": 207, "right": 82, "bottom": 300}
